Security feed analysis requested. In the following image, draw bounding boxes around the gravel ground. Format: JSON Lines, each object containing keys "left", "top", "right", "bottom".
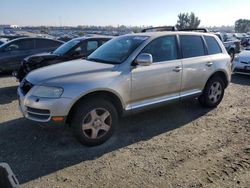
{"left": 0, "top": 74, "right": 249, "bottom": 188}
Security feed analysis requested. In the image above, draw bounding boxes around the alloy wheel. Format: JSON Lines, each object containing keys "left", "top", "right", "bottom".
{"left": 81, "top": 108, "right": 112, "bottom": 139}
{"left": 208, "top": 82, "right": 222, "bottom": 104}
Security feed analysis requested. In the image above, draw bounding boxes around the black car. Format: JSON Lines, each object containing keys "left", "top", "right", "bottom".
{"left": 15, "top": 36, "right": 112, "bottom": 81}
{"left": 0, "top": 37, "right": 63, "bottom": 73}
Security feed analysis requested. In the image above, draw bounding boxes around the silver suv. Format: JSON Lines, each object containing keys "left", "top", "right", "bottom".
{"left": 18, "top": 31, "right": 231, "bottom": 146}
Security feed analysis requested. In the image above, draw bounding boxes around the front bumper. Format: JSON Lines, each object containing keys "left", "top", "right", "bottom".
{"left": 232, "top": 61, "right": 250, "bottom": 75}
{"left": 17, "top": 87, "right": 73, "bottom": 124}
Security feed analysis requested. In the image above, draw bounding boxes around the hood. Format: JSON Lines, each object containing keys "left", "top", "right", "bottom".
{"left": 238, "top": 50, "right": 250, "bottom": 62}
{"left": 26, "top": 59, "right": 117, "bottom": 84}
{"left": 24, "top": 53, "right": 59, "bottom": 64}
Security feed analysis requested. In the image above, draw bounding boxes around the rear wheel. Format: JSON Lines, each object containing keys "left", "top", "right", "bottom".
{"left": 71, "top": 98, "right": 118, "bottom": 146}
{"left": 199, "top": 77, "right": 225, "bottom": 108}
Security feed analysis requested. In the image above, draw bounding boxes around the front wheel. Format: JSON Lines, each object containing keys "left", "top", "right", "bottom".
{"left": 199, "top": 77, "right": 225, "bottom": 108}
{"left": 71, "top": 98, "right": 118, "bottom": 146}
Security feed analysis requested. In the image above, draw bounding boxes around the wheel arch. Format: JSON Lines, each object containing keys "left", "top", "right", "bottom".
{"left": 204, "top": 71, "right": 229, "bottom": 90}
{"left": 66, "top": 90, "right": 125, "bottom": 124}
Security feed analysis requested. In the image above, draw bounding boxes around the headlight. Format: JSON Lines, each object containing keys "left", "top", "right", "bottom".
{"left": 234, "top": 55, "right": 239, "bottom": 62}
{"left": 32, "top": 86, "right": 63, "bottom": 98}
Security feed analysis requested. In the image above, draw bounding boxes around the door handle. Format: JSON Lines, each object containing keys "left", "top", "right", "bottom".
{"left": 206, "top": 62, "right": 213, "bottom": 67}
{"left": 173, "top": 66, "right": 182, "bottom": 72}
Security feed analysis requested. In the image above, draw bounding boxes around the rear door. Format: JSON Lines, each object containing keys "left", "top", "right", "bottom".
{"left": 35, "top": 39, "right": 62, "bottom": 53}
{"left": 0, "top": 39, "right": 35, "bottom": 71}
{"left": 179, "top": 35, "right": 212, "bottom": 97}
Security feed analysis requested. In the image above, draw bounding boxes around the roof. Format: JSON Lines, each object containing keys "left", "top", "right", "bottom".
{"left": 4, "top": 37, "right": 64, "bottom": 43}
{"left": 123, "top": 31, "right": 217, "bottom": 38}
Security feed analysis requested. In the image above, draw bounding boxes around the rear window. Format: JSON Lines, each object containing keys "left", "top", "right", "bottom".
{"left": 180, "top": 35, "right": 205, "bottom": 58}
{"left": 204, "top": 36, "right": 222, "bottom": 55}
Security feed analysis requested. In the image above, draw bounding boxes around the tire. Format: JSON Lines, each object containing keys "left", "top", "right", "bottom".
{"left": 228, "top": 49, "right": 235, "bottom": 62}
{"left": 198, "top": 76, "right": 225, "bottom": 108}
{"left": 71, "top": 98, "right": 118, "bottom": 146}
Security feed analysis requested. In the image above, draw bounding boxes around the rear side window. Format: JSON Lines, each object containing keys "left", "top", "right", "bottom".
{"left": 36, "top": 39, "right": 61, "bottom": 49}
{"left": 180, "top": 35, "right": 205, "bottom": 58}
{"left": 142, "top": 36, "right": 178, "bottom": 63}
{"left": 204, "top": 36, "right": 222, "bottom": 55}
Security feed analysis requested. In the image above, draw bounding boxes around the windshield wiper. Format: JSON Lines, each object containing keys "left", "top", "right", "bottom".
{"left": 86, "top": 57, "right": 119, "bottom": 64}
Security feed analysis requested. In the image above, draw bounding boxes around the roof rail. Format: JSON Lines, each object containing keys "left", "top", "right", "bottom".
{"left": 141, "top": 26, "right": 178, "bottom": 33}
{"left": 179, "top": 28, "right": 208, "bottom": 33}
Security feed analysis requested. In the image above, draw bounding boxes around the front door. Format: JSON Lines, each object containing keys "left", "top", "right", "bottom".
{"left": 130, "top": 35, "right": 182, "bottom": 109}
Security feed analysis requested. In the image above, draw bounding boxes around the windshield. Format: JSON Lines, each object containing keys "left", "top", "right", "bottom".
{"left": 87, "top": 35, "right": 149, "bottom": 64}
{"left": 53, "top": 39, "right": 80, "bottom": 55}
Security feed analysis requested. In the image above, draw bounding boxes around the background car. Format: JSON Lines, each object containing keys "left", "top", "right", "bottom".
{"left": 15, "top": 36, "right": 112, "bottom": 81}
{"left": 215, "top": 32, "right": 241, "bottom": 60}
{"left": 0, "top": 38, "right": 8, "bottom": 46}
{"left": 0, "top": 37, "right": 64, "bottom": 73}
{"left": 241, "top": 37, "right": 250, "bottom": 47}
{"left": 232, "top": 46, "right": 250, "bottom": 75}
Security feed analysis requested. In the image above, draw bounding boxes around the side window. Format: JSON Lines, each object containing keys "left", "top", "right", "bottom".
{"left": 87, "top": 41, "right": 98, "bottom": 52}
{"left": 204, "top": 36, "right": 222, "bottom": 55}
{"left": 36, "top": 39, "right": 61, "bottom": 49}
{"left": 180, "top": 35, "right": 205, "bottom": 58}
{"left": 5, "top": 39, "right": 34, "bottom": 51}
{"left": 74, "top": 42, "right": 86, "bottom": 54}
{"left": 142, "top": 36, "right": 178, "bottom": 63}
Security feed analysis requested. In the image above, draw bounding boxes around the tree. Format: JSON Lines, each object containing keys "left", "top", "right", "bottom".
{"left": 176, "top": 12, "right": 201, "bottom": 30}
{"left": 235, "top": 19, "right": 250, "bottom": 33}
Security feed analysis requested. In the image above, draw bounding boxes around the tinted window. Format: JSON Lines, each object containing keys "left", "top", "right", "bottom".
{"left": 142, "top": 36, "right": 178, "bottom": 62}
{"left": 74, "top": 42, "right": 86, "bottom": 54}
{"left": 87, "top": 41, "right": 98, "bottom": 52}
{"left": 180, "top": 35, "right": 205, "bottom": 58}
{"left": 5, "top": 39, "right": 34, "bottom": 51}
{"left": 36, "top": 39, "right": 61, "bottom": 49}
{"left": 204, "top": 36, "right": 222, "bottom": 55}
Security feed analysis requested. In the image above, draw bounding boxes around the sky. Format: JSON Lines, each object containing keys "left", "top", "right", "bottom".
{"left": 1, "top": 0, "right": 250, "bottom": 27}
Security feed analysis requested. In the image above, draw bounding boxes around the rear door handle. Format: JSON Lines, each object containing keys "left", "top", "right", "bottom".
{"left": 173, "top": 66, "right": 182, "bottom": 72}
{"left": 206, "top": 62, "right": 213, "bottom": 67}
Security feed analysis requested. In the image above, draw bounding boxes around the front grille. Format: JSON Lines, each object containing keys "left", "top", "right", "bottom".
{"left": 234, "top": 68, "right": 250, "bottom": 74}
{"left": 20, "top": 79, "right": 33, "bottom": 95}
{"left": 26, "top": 106, "right": 50, "bottom": 121}
{"left": 241, "top": 61, "right": 250, "bottom": 65}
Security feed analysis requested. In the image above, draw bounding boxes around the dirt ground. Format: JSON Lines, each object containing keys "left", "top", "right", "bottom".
{"left": 0, "top": 74, "right": 249, "bottom": 188}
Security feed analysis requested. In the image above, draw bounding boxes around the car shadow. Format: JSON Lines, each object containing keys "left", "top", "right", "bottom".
{"left": 0, "top": 99, "right": 211, "bottom": 184}
{"left": 231, "top": 74, "right": 250, "bottom": 86}
{"left": 0, "top": 86, "right": 18, "bottom": 105}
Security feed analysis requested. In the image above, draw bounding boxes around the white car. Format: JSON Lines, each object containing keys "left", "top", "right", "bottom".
{"left": 232, "top": 47, "right": 250, "bottom": 75}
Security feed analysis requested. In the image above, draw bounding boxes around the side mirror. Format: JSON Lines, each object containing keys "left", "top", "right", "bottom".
{"left": 134, "top": 53, "right": 153, "bottom": 66}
